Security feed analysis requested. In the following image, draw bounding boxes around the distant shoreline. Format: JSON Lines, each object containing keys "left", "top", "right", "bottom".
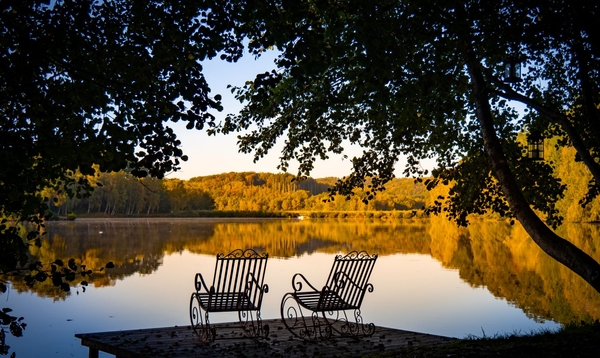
{"left": 48, "top": 217, "right": 287, "bottom": 224}
{"left": 56, "top": 209, "right": 430, "bottom": 221}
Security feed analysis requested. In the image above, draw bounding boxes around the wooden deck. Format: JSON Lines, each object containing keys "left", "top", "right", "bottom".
{"left": 75, "top": 319, "right": 456, "bottom": 358}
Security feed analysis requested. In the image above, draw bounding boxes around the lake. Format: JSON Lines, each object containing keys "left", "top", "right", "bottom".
{"left": 3, "top": 218, "right": 600, "bottom": 357}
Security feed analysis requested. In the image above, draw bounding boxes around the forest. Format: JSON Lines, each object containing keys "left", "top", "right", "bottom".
{"left": 43, "top": 170, "right": 428, "bottom": 217}
{"left": 44, "top": 138, "right": 600, "bottom": 223}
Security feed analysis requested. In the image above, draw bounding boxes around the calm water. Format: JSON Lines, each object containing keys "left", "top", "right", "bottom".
{"left": 3, "top": 218, "right": 600, "bottom": 357}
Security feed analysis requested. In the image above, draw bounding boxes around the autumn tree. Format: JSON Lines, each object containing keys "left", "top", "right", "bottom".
{"left": 212, "top": 1, "right": 600, "bottom": 292}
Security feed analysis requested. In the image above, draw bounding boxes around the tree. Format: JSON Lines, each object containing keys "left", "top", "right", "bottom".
{"left": 213, "top": 1, "right": 600, "bottom": 292}
{"left": 0, "top": 0, "right": 243, "bottom": 268}
{"left": 1, "top": 0, "right": 237, "bottom": 353}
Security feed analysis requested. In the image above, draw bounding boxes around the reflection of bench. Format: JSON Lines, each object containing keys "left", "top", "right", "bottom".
{"left": 280, "top": 251, "right": 378, "bottom": 340}
{"left": 190, "top": 249, "right": 269, "bottom": 341}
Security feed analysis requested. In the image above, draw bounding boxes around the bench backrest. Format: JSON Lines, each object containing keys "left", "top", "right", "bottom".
{"left": 325, "top": 251, "right": 378, "bottom": 308}
{"left": 211, "top": 248, "right": 269, "bottom": 308}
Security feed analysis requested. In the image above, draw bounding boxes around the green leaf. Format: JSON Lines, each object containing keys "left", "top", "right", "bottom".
{"left": 10, "top": 321, "right": 24, "bottom": 338}
{"left": 51, "top": 273, "right": 63, "bottom": 287}
{"left": 68, "top": 258, "right": 77, "bottom": 271}
{"left": 34, "top": 272, "right": 48, "bottom": 282}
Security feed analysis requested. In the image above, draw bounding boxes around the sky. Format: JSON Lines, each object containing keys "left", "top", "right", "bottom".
{"left": 168, "top": 50, "right": 431, "bottom": 181}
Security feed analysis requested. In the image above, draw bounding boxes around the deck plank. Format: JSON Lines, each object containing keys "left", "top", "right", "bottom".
{"left": 75, "top": 319, "right": 456, "bottom": 358}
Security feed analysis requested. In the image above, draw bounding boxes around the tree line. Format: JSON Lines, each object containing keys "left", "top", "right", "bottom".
{"left": 45, "top": 137, "right": 600, "bottom": 223}
{"left": 44, "top": 171, "right": 429, "bottom": 216}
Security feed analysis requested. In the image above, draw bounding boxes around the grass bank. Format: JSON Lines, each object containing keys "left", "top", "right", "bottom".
{"left": 368, "top": 322, "right": 600, "bottom": 357}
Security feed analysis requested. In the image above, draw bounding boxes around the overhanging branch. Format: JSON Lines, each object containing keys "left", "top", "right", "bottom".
{"left": 492, "top": 84, "right": 600, "bottom": 190}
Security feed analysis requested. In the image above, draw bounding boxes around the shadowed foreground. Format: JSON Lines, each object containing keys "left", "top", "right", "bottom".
{"left": 374, "top": 321, "right": 600, "bottom": 358}
{"left": 75, "top": 319, "right": 455, "bottom": 358}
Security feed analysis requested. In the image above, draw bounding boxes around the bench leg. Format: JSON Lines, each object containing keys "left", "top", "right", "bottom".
{"left": 190, "top": 293, "right": 215, "bottom": 342}
{"left": 321, "top": 309, "right": 376, "bottom": 338}
{"left": 238, "top": 310, "right": 269, "bottom": 338}
{"left": 280, "top": 293, "right": 333, "bottom": 340}
{"left": 281, "top": 294, "right": 375, "bottom": 340}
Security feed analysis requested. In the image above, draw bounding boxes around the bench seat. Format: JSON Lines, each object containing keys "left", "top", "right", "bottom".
{"left": 292, "top": 291, "right": 356, "bottom": 311}
{"left": 196, "top": 292, "right": 258, "bottom": 312}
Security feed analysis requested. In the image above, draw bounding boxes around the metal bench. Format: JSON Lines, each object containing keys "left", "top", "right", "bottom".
{"left": 280, "top": 251, "right": 378, "bottom": 340}
{"left": 190, "top": 249, "right": 269, "bottom": 341}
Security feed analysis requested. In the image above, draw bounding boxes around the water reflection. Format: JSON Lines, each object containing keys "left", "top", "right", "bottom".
{"left": 10, "top": 217, "right": 600, "bottom": 325}
{"left": 6, "top": 217, "right": 600, "bottom": 356}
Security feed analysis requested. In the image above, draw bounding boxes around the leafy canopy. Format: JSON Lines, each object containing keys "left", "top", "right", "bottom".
{"left": 1, "top": 1, "right": 242, "bottom": 353}
{"left": 216, "top": 0, "right": 599, "bottom": 228}
{"left": 0, "top": 0, "right": 245, "bottom": 271}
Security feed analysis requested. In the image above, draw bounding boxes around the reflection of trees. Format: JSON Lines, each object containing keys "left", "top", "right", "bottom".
{"left": 184, "top": 220, "right": 432, "bottom": 257}
{"left": 427, "top": 219, "right": 600, "bottom": 324}
{"left": 6, "top": 219, "right": 217, "bottom": 298}
{"left": 6, "top": 218, "right": 600, "bottom": 325}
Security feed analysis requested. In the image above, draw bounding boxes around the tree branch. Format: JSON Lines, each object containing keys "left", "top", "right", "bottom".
{"left": 462, "top": 39, "right": 600, "bottom": 293}
{"left": 492, "top": 84, "right": 600, "bottom": 188}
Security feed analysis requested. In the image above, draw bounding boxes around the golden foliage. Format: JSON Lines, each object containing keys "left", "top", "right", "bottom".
{"left": 6, "top": 219, "right": 600, "bottom": 325}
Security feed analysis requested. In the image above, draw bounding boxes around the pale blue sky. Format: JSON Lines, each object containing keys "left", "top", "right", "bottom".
{"left": 169, "top": 51, "right": 428, "bottom": 181}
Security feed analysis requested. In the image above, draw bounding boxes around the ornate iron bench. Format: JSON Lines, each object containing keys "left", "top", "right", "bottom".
{"left": 280, "top": 251, "right": 378, "bottom": 340}
{"left": 190, "top": 249, "right": 269, "bottom": 341}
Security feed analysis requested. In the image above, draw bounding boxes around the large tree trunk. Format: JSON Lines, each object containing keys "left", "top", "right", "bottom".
{"left": 463, "top": 46, "right": 600, "bottom": 293}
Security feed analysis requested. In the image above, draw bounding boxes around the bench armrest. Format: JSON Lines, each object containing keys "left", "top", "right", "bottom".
{"left": 245, "top": 272, "right": 269, "bottom": 294}
{"left": 244, "top": 272, "right": 269, "bottom": 309}
{"left": 291, "top": 273, "right": 320, "bottom": 293}
{"left": 194, "top": 273, "right": 210, "bottom": 294}
{"left": 329, "top": 271, "right": 374, "bottom": 294}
